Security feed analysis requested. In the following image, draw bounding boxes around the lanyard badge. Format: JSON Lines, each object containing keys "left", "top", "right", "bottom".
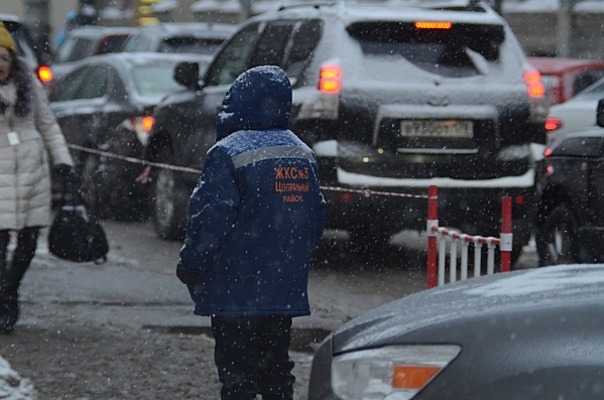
{"left": 7, "top": 131, "right": 20, "bottom": 146}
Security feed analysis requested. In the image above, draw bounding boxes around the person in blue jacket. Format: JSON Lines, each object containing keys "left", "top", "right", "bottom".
{"left": 176, "top": 65, "right": 326, "bottom": 400}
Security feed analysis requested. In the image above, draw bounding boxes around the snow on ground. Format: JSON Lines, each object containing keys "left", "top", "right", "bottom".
{"left": 0, "top": 357, "right": 36, "bottom": 400}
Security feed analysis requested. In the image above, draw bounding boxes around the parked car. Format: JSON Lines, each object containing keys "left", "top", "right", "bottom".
{"left": 48, "top": 52, "right": 211, "bottom": 220}
{"left": 146, "top": 0, "right": 548, "bottom": 256}
{"left": 119, "top": 22, "right": 235, "bottom": 55}
{"left": 308, "top": 263, "right": 604, "bottom": 400}
{"left": 535, "top": 126, "right": 604, "bottom": 266}
{"left": 0, "top": 14, "right": 53, "bottom": 85}
{"left": 529, "top": 56, "right": 604, "bottom": 105}
{"left": 51, "top": 25, "right": 134, "bottom": 81}
{"left": 545, "top": 77, "right": 604, "bottom": 143}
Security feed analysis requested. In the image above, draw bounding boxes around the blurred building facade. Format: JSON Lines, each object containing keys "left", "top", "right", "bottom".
{"left": 4, "top": 0, "right": 604, "bottom": 59}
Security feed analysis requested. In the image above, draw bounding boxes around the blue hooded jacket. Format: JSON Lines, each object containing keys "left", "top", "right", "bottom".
{"left": 177, "top": 65, "right": 326, "bottom": 317}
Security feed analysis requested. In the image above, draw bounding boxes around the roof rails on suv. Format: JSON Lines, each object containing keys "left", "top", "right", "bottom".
{"left": 277, "top": 0, "right": 493, "bottom": 12}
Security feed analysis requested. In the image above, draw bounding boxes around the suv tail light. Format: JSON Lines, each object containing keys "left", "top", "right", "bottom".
{"left": 37, "top": 65, "right": 53, "bottom": 84}
{"left": 523, "top": 70, "right": 545, "bottom": 98}
{"left": 524, "top": 69, "right": 548, "bottom": 124}
{"left": 319, "top": 64, "right": 342, "bottom": 94}
{"left": 544, "top": 117, "right": 562, "bottom": 131}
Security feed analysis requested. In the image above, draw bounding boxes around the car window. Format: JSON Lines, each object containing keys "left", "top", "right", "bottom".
{"left": 552, "top": 137, "right": 604, "bottom": 157}
{"left": 159, "top": 38, "right": 224, "bottom": 55}
{"left": 78, "top": 65, "right": 110, "bottom": 99}
{"left": 249, "top": 22, "right": 294, "bottom": 67}
{"left": 122, "top": 33, "right": 154, "bottom": 52}
{"left": 48, "top": 67, "right": 90, "bottom": 102}
{"left": 97, "top": 36, "right": 129, "bottom": 54}
{"left": 132, "top": 63, "right": 183, "bottom": 95}
{"left": 576, "top": 78, "right": 604, "bottom": 99}
{"left": 283, "top": 20, "right": 323, "bottom": 79}
{"left": 347, "top": 22, "right": 504, "bottom": 78}
{"left": 54, "top": 37, "right": 96, "bottom": 63}
{"left": 205, "top": 23, "right": 262, "bottom": 86}
{"left": 573, "top": 70, "right": 604, "bottom": 97}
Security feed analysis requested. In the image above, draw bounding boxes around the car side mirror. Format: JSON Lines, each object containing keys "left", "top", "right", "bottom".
{"left": 173, "top": 62, "right": 201, "bottom": 90}
{"left": 597, "top": 99, "right": 604, "bottom": 128}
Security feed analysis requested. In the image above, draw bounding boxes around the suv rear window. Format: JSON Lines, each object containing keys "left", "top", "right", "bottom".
{"left": 347, "top": 22, "right": 504, "bottom": 78}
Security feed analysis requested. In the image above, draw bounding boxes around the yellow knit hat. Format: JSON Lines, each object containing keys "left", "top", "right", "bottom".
{"left": 0, "top": 23, "right": 17, "bottom": 54}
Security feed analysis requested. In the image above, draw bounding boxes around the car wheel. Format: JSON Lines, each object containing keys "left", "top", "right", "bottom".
{"left": 152, "top": 165, "right": 189, "bottom": 240}
{"left": 536, "top": 204, "right": 579, "bottom": 266}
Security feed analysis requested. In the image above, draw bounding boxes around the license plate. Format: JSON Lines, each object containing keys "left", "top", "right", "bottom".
{"left": 400, "top": 120, "right": 474, "bottom": 138}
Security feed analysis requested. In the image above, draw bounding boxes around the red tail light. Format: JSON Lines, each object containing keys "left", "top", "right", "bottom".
{"left": 319, "top": 64, "right": 342, "bottom": 94}
{"left": 544, "top": 117, "right": 562, "bottom": 131}
{"left": 414, "top": 21, "right": 452, "bottom": 30}
{"left": 543, "top": 147, "right": 552, "bottom": 157}
{"left": 38, "top": 65, "right": 53, "bottom": 84}
{"left": 140, "top": 116, "right": 155, "bottom": 132}
{"left": 546, "top": 164, "right": 554, "bottom": 175}
{"left": 523, "top": 69, "right": 545, "bottom": 98}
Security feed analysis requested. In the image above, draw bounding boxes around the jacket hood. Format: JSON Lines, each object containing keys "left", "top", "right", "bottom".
{"left": 216, "top": 65, "right": 292, "bottom": 141}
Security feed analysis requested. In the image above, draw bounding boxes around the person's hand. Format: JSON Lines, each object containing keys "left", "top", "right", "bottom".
{"left": 53, "top": 164, "right": 77, "bottom": 183}
{"left": 54, "top": 164, "right": 79, "bottom": 201}
{"left": 176, "top": 261, "right": 203, "bottom": 285}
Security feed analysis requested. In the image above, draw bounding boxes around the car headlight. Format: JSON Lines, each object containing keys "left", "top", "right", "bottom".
{"left": 332, "top": 345, "right": 461, "bottom": 400}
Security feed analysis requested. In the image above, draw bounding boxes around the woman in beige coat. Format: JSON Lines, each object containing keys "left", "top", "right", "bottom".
{"left": 0, "top": 23, "right": 74, "bottom": 333}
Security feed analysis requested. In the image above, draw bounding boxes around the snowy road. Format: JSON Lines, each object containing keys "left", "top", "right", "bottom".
{"left": 0, "top": 220, "right": 539, "bottom": 399}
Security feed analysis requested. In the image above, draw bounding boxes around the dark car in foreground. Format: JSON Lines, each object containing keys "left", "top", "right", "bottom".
{"left": 147, "top": 0, "right": 548, "bottom": 254}
{"left": 308, "top": 263, "right": 604, "bottom": 400}
{"left": 48, "top": 52, "right": 211, "bottom": 220}
{"left": 535, "top": 125, "right": 604, "bottom": 265}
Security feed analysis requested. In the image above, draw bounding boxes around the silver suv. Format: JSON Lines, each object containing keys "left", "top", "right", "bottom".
{"left": 148, "top": 0, "right": 548, "bottom": 261}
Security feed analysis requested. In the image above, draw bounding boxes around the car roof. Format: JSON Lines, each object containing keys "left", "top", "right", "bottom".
{"left": 261, "top": 0, "right": 505, "bottom": 25}
{"left": 131, "top": 22, "right": 236, "bottom": 39}
{"left": 529, "top": 56, "right": 604, "bottom": 74}
{"left": 65, "top": 25, "right": 135, "bottom": 39}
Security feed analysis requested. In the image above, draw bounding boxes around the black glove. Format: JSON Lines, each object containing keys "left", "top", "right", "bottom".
{"left": 176, "top": 261, "right": 204, "bottom": 285}
{"left": 53, "top": 164, "right": 79, "bottom": 202}
{"left": 54, "top": 164, "right": 77, "bottom": 183}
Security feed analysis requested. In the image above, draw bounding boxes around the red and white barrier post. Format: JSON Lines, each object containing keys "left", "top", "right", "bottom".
{"left": 426, "top": 185, "right": 438, "bottom": 288}
{"left": 500, "top": 196, "right": 513, "bottom": 272}
{"left": 426, "top": 189, "right": 513, "bottom": 289}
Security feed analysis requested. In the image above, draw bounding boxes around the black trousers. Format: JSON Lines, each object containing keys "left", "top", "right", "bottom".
{"left": 0, "top": 228, "right": 40, "bottom": 293}
{"left": 211, "top": 316, "right": 295, "bottom": 400}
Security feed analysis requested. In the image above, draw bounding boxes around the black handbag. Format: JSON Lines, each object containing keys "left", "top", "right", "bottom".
{"left": 48, "top": 183, "right": 109, "bottom": 264}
